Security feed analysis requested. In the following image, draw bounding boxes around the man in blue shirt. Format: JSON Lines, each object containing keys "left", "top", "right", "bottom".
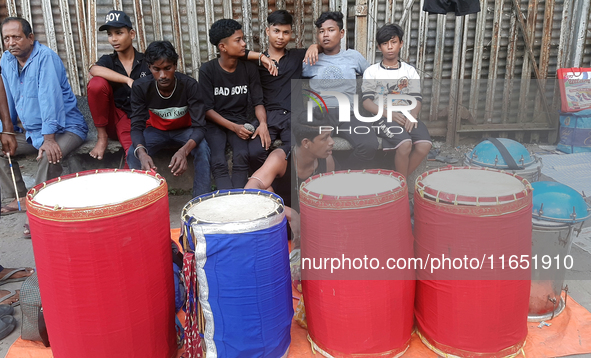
{"left": 0, "top": 17, "right": 88, "bottom": 221}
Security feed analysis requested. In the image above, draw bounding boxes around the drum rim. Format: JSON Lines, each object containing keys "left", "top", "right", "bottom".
{"left": 26, "top": 169, "right": 166, "bottom": 221}
{"left": 464, "top": 153, "right": 542, "bottom": 171}
{"left": 415, "top": 166, "right": 532, "bottom": 206}
{"left": 181, "top": 189, "right": 285, "bottom": 225}
{"left": 300, "top": 169, "right": 406, "bottom": 200}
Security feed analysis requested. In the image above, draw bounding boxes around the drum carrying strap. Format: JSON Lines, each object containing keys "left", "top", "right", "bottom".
{"left": 486, "top": 138, "right": 522, "bottom": 170}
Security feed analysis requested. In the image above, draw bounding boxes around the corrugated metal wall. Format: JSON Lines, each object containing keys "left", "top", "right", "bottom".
{"left": 1, "top": 0, "right": 590, "bottom": 144}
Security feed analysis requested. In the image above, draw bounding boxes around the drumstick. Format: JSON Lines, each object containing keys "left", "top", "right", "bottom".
{"left": 6, "top": 153, "right": 21, "bottom": 211}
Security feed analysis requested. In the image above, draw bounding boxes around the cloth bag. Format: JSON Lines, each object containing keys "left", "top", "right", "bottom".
{"left": 20, "top": 272, "right": 50, "bottom": 347}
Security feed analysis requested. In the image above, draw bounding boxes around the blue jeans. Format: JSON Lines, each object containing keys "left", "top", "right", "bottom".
{"left": 127, "top": 127, "right": 211, "bottom": 197}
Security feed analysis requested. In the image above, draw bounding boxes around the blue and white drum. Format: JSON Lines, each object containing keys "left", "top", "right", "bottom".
{"left": 529, "top": 181, "right": 591, "bottom": 321}
{"left": 463, "top": 138, "right": 543, "bottom": 182}
{"left": 181, "top": 189, "right": 292, "bottom": 357}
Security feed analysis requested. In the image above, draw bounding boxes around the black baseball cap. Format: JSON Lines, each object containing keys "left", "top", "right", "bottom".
{"left": 99, "top": 10, "right": 133, "bottom": 31}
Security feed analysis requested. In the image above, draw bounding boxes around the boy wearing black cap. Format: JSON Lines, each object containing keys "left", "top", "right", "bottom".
{"left": 87, "top": 10, "right": 150, "bottom": 162}
{"left": 199, "top": 19, "right": 268, "bottom": 189}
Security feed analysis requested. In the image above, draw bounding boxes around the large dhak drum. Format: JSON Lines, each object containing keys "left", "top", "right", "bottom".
{"left": 414, "top": 167, "right": 533, "bottom": 357}
{"left": 300, "top": 170, "right": 415, "bottom": 357}
{"left": 528, "top": 181, "right": 591, "bottom": 321}
{"left": 26, "top": 169, "right": 176, "bottom": 358}
{"left": 181, "top": 189, "right": 292, "bottom": 357}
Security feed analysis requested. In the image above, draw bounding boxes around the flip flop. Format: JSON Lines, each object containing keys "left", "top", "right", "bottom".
{"left": 0, "top": 305, "right": 14, "bottom": 318}
{"left": 435, "top": 155, "right": 459, "bottom": 164}
{"left": 0, "top": 315, "right": 16, "bottom": 340}
{"left": 0, "top": 289, "right": 19, "bottom": 307}
{"left": 0, "top": 205, "right": 20, "bottom": 216}
{"left": 0, "top": 267, "right": 34, "bottom": 285}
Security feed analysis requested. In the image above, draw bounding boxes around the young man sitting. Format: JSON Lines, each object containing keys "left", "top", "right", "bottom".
{"left": 243, "top": 10, "right": 320, "bottom": 171}
{"left": 362, "top": 24, "right": 431, "bottom": 179}
{"left": 200, "top": 19, "right": 269, "bottom": 189}
{"left": 88, "top": 10, "right": 149, "bottom": 162}
{"left": 127, "top": 41, "right": 211, "bottom": 197}
{"left": 302, "top": 11, "right": 371, "bottom": 170}
{"left": 245, "top": 116, "right": 336, "bottom": 246}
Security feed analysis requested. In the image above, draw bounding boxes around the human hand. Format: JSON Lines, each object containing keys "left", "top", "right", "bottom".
{"left": 0, "top": 134, "right": 17, "bottom": 156}
{"left": 138, "top": 150, "right": 157, "bottom": 171}
{"left": 261, "top": 56, "right": 278, "bottom": 76}
{"left": 234, "top": 123, "right": 253, "bottom": 140}
{"left": 127, "top": 77, "right": 134, "bottom": 88}
{"left": 169, "top": 149, "right": 188, "bottom": 176}
{"left": 404, "top": 116, "right": 417, "bottom": 133}
{"left": 252, "top": 123, "right": 271, "bottom": 149}
{"left": 303, "top": 45, "right": 319, "bottom": 65}
{"left": 390, "top": 112, "right": 407, "bottom": 127}
{"left": 37, "top": 137, "right": 62, "bottom": 164}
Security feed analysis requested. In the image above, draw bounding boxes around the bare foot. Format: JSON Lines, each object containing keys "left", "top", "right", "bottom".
{"left": 0, "top": 198, "right": 26, "bottom": 214}
{"left": 0, "top": 289, "right": 19, "bottom": 306}
{"left": 89, "top": 137, "right": 108, "bottom": 160}
{"left": 0, "top": 267, "right": 34, "bottom": 281}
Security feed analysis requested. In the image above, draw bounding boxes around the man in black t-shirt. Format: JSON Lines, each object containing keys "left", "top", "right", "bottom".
{"left": 127, "top": 41, "right": 211, "bottom": 197}
{"left": 243, "top": 10, "right": 320, "bottom": 172}
{"left": 200, "top": 19, "right": 270, "bottom": 189}
{"left": 87, "top": 10, "right": 150, "bottom": 162}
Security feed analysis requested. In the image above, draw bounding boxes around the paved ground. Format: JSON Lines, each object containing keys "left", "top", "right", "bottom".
{"left": 0, "top": 140, "right": 590, "bottom": 357}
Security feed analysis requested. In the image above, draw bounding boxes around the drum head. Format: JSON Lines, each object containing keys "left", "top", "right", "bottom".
{"left": 303, "top": 171, "right": 402, "bottom": 197}
{"left": 186, "top": 192, "right": 281, "bottom": 223}
{"left": 418, "top": 168, "right": 529, "bottom": 205}
{"left": 32, "top": 171, "right": 161, "bottom": 208}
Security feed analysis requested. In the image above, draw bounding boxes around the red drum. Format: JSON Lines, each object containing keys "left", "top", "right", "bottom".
{"left": 26, "top": 169, "right": 176, "bottom": 358}
{"left": 414, "top": 167, "right": 532, "bottom": 357}
{"left": 300, "top": 170, "right": 415, "bottom": 357}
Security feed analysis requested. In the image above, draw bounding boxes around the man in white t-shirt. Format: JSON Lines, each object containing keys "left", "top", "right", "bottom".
{"left": 362, "top": 23, "right": 432, "bottom": 179}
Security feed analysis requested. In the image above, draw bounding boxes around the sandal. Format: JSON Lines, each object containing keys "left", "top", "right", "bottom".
{"left": 0, "top": 199, "right": 26, "bottom": 216}
{"left": 0, "top": 289, "right": 20, "bottom": 307}
{"left": 0, "top": 315, "right": 16, "bottom": 340}
{"left": 0, "top": 267, "right": 34, "bottom": 284}
{"left": 435, "top": 155, "right": 459, "bottom": 164}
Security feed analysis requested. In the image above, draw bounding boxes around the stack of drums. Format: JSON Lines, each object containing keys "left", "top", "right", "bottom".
{"left": 26, "top": 169, "right": 176, "bottom": 358}
{"left": 463, "top": 138, "right": 542, "bottom": 183}
{"left": 529, "top": 181, "right": 591, "bottom": 321}
{"left": 414, "top": 167, "right": 532, "bottom": 357}
{"left": 300, "top": 170, "right": 415, "bottom": 357}
{"left": 181, "top": 189, "right": 292, "bottom": 357}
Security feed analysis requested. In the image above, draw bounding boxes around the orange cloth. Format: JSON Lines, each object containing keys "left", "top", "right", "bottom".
{"left": 9, "top": 229, "right": 591, "bottom": 358}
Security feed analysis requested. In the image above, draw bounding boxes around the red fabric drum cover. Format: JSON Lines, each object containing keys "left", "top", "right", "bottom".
{"left": 26, "top": 169, "right": 176, "bottom": 358}
{"left": 300, "top": 170, "right": 415, "bottom": 357}
{"left": 414, "top": 167, "right": 532, "bottom": 357}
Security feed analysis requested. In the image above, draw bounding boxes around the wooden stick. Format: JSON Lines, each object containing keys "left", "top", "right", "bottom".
{"left": 6, "top": 153, "right": 21, "bottom": 211}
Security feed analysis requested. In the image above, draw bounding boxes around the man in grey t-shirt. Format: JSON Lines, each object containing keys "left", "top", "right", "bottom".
{"left": 302, "top": 11, "right": 373, "bottom": 169}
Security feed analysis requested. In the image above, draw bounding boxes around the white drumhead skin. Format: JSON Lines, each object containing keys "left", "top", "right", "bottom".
{"left": 304, "top": 172, "right": 401, "bottom": 196}
{"left": 422, "top": 169, "right": 525, "bottom": 197}
{"left": 187, "top": 194, "right": 280, "bottom": 223}
{"left": 33, "top": 172, "right": 160, "bottom": 208}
